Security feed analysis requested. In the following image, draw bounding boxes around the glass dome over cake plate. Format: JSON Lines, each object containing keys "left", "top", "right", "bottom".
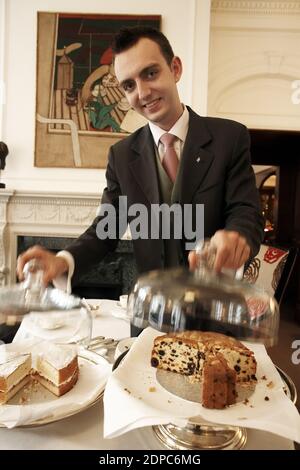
{"left": 127, "top": 239, "right": 279, "bottom": 347}
{"left": 125, "top": 240, "right": 281, "bottom": 450}
{"left": 128, "top": 267, "right": 279, "bottom": 347}
{"left": 0, "top": 260, "right": 92, "bottom": 348}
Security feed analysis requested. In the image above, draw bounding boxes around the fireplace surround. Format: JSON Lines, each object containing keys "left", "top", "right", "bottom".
{"left": 0, "top": 190, "right": 136, "bottom": 299}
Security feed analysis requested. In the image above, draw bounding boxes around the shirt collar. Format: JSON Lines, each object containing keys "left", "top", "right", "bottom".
{"left": 149, "top": 105, "right": 189, "bottom": 147}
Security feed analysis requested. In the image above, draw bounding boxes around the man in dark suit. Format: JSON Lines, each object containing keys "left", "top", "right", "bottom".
{"left": 17, "top": 27, "right": 264, "bottom": 288}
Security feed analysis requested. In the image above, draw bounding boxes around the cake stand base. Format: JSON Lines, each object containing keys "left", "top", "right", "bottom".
{"left": 153, "top": 421, "right": 247, "bottom": 450}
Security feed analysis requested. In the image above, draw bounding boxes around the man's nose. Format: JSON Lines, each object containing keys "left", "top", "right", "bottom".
{"left": 136, "top": 81, "right": 151, "bottom": 101}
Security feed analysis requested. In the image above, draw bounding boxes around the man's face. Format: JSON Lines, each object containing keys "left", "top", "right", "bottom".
{"left": 114, "top": 38, "right": 183, "bottom": 130}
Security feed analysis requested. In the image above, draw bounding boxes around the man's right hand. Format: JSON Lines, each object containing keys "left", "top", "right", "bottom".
{"left": 17, "top": 245, "right": 69, "bottom": 286}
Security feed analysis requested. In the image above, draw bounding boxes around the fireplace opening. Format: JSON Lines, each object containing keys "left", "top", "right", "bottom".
{"left": 17, "top": 236, "right": 138, "bottom": 300}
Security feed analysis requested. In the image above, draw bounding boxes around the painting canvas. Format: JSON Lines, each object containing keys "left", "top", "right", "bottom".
{"left": 35, "top": 13, "right": 161, "bottom": 168}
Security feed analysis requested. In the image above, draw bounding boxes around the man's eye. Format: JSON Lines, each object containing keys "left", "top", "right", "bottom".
{"left": 123, "top": 82, "right": 135, "bottom": 92}
{"left": 147, "top": 69, "right": 158, "bottom": 79}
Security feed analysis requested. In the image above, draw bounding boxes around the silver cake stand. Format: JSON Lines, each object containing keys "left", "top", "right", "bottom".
{"left": 153, "top": 420, "right": 247, "bottom": 450}
{"left": 152, "top": 366, "right": 296, "bottom": 451}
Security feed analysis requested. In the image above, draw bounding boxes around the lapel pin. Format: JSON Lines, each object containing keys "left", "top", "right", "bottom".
{"left": 196, "top": 157, "right": 201, "bottom": 163}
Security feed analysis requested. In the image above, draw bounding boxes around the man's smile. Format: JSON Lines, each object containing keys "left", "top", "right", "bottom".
{"left": 142, "top": 98, "right": 162, "bottom": 109}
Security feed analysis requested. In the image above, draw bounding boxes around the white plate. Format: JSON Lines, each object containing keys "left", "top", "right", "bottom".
{"left": 14, "top": 310, "right": 91, "bottom": 345}
{"left": 0, "top": 345, "right": 111, "bottom": 428}
{"left": 88, "top": 299, "right": 129, "bottom": 321}
{"left": 114, "top": 337, "right": 136, "bottom": 361}
{"left": 34, "top": 315, "right": 66, "bottom": 330}
{"left": 118, "top": 295, "right": 128, "bottom": 309}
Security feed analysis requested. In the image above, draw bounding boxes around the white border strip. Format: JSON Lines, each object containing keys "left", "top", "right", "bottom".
{"left": 0, "top": 0, "right": 6, "bottom": 138}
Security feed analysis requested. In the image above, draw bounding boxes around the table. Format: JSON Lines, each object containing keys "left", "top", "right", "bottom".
{"left": 0, "top": 300, "right": 295, "bottom": 450}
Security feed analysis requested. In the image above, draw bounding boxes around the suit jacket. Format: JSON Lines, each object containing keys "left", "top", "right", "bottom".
{"left": 67, "top": 107, "right": 264, "bottom": 282}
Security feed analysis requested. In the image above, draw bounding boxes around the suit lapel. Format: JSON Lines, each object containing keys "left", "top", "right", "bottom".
{"left": 176, "top": 108, "right": 214, "bottom": 204}
{"left": 129, "top": 125, "right": 160, "bottom": 204}
{"left": 128, "top": 109, "right": 214, "bottom": 205}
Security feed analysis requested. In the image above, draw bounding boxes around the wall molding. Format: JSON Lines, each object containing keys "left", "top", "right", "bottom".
{"left": 211, "top": 1, "right": 300, "bottom": 15}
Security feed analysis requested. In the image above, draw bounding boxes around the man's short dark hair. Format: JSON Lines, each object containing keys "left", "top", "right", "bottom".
{"left": 0, "top": 141, "right": 8, "bottom": 158}
{"left": 0, "top": 141, "right": 8, "bottom": 170}
{"left": 111, "top": 26, "right": 175, "bottom": 65}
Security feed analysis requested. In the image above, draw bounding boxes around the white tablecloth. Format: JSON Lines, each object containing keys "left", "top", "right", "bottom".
{"left": 0, "top": 300, "right": 295, "bottom": 450}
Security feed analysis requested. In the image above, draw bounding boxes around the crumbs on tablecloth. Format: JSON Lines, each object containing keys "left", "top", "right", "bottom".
{"left": 243, "top": 398, "right": 249, "bottom": 405}
{"left": 264, "top": 396, "right": 270, "bottom": 401}
{"left": 149, "top": 386, "right": 156, "bottom": 392}
{"left": 124, "top": 388, "right": 131, "bottom": 394}
{"left": 267, "top": 381, "right": 274, "bottom": 388}
{"left": 261, "top": 375, "right": 267, "bottom": 380}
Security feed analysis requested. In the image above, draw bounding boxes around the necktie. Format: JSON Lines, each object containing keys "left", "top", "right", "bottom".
{"left": 160, "top": 133, "right": 178, "bottom": 183}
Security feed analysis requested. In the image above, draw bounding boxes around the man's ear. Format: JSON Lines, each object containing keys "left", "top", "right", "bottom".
{"left": 171, "top": 56, "right": 183, "bottom": 82}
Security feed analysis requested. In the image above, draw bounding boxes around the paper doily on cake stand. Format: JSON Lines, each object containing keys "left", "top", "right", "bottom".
{"left": 152, "top": 366, "right": 296, "bottom": 450}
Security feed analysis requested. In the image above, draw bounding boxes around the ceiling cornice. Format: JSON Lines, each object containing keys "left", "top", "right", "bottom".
{"left": 211, "top": 1, "right": 300, "bottom": 15}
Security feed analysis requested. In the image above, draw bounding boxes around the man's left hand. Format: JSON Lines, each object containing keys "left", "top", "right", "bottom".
{"left": 188, "top": 230, "right": 251, "bottom": 273}
{"left": 210, "top": 230, "right": 250, "bottom": 272}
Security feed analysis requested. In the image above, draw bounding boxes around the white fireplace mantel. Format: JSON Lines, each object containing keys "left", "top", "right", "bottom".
{"left": 0, "top": 189, "right": 102, "bottom": 286}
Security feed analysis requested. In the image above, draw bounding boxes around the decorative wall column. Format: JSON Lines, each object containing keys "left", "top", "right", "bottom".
{"left": 191, "top": 0, "right": 211, "bottom": 115}
{"left": 0, "top": 189, "right": 14, "bottom": 286}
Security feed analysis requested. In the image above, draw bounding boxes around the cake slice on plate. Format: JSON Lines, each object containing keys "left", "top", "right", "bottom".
{"left": 0, "top": 353, "right": 31, "bottom": 404}
{"left": 202, "top": 353, "right": 237, "bottom": 409}
{"left": 33, "top": 343, "right": 79, "bottom": 397}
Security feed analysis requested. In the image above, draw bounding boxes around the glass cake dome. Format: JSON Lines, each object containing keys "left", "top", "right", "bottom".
{"left": 128, "top": 241, "right": 279, "bottom": 346}
{"left": 0, "top": 260, "right": 92, "bottom": 347}
{"left": 0, "top": 260, "right": 81, "bottom": 316}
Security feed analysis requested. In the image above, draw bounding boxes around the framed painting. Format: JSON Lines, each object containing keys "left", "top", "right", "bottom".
{"left": 35, "top": 13, "right": 161, "bottom": 168}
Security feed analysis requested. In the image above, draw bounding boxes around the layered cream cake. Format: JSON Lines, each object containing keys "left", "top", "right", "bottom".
{"left": 151, "top": 330, "right": 257, "bottom": 409}
{"left": 0, "top": 343, "right": 79, "bottom": 404}
{"left": 33, "top": 343, "right": 79, "bottom": 397}
{"left": 0, "top": 353, "right": 31, "bottom": 404}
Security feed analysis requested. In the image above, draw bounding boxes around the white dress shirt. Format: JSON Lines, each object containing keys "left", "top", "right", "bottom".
{"left": 148, "top": 104, "right": 189, "bottom": 161}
